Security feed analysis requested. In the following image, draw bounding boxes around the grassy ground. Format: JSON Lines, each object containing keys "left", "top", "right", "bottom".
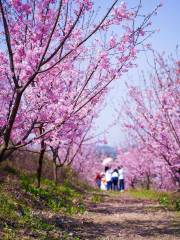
{"left": 0, "top": 164, "right": 180, "bottom": 239}
{"left": 0, "top": 165, "right": 86, "bottom": 239}
{"left": 127, "top": 189, "right": 180, "bottom": 211}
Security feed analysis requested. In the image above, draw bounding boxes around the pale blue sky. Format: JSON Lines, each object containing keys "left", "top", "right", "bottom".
{"left": 94, "top": 0, "right": 180, "bottom": 146}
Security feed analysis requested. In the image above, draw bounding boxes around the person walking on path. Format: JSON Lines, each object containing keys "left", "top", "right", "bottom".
{"left": 105, "top": 166, "right": 112, "bottom": 191}
{"left": 112, "top": 169, "right": 119, "bottom": 191}
{"left": 95, "top": 173, "right": 101, "bottom": 189}
{"left": 118, "top": 166, "right": 125, "bottom": 192}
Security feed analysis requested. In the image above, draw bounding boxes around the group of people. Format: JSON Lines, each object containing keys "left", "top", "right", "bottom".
{"left": 95, "top": 166, "right": 125, "bottom": 192}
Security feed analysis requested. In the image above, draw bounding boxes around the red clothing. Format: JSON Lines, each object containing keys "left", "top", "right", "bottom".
{"left": 95, "top": 174, "right": 101, "bottom": 180}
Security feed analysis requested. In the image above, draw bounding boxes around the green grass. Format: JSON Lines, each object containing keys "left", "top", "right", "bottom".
{"left": 0, "top": 165, "right": 86, "bottom": 239}
{"left": 0, "top": 190, "right": 56, "bottom": 239}
{"left": 20, "top": 174, "right": 86, "bottom": 214}
{"left": 128, "top": 188, "right": 180, "bottom": 211}
{"left": 91, "top": 193, "right": 104, "bottom": 204}
{"left": 0, "top": 192, "right": 18, "bottom": 221}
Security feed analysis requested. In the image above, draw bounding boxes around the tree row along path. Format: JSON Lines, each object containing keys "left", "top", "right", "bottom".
{"left": 63, "top": 192, "right": 180, "bottom": 240}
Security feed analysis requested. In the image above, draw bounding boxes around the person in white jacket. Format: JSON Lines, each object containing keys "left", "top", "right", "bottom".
{"left": 105, "top": 166, "right": 112, "bottom": 190}
{"left": 118, "top": 166, "right": 125, "bottom": 192}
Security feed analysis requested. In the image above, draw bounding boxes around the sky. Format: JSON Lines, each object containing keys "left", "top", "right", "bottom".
{"left": 94, "top": 0, "right": 180, "bottom": 147}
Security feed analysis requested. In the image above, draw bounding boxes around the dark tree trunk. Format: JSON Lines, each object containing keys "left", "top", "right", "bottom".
{"left": 53, "top": 161, "right": 58, "bottom": 185}
{"left": 130, "top": 179, "right": 136, "bottom": 189}
{"left": 0, "top": 90, "right": 22, "bottom": 162}
{"left": 52, "top": 149, "right": 58, "bottom": 184}
{"left": 37, "top": 125, "right": 46, "bottom": 188}
{"left": 51, "top": 147, "right": 59, "bottom": 185}
{"left": 146, "top": 174, "right": 151, "bottom": 190}
{"left": 37, "top": 139, "right": 46, "bottom": 188}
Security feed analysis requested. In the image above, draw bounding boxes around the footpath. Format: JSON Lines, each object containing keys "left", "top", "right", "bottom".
{"left": 0, "top": 167, "right": 180, "bottom": 240}
{"left": 67, "top": 192, "right": 180, "bottom": 240}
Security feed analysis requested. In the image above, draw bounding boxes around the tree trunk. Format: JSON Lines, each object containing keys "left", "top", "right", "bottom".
{"left": 37, "top": 139, "right": 46, "bottom": 188}
{"left": 52, "top": 149, "right": 59, "bottom": 185}
{"left": 53, "top": 161, "right": 58, "bottom": 185}
{"left": 130, "top": 179, "right": 136, "bottom": 189}
{"left": 146, "top": 174, "right": 150, "bottom": 190}
{"left": 37, "top": 124, "right": 46, "bottom": 188}
{"left": 0, "top": 89, "right": 22, "bottom": 162}
{"left": 0, "top": 144, "right": 7, "bottom": 163}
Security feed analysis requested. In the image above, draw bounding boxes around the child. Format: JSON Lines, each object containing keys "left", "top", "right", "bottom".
{"left": 100, "top": 173, "right": 107, "bottom": 190}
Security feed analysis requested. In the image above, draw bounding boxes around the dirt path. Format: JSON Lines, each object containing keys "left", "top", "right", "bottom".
{"left": 65, "top": 192, "right": 180, "bottom": 240}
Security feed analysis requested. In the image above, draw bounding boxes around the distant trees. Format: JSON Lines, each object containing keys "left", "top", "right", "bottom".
{"left": 121, "top": 52, "right": 180, "bottom": 190}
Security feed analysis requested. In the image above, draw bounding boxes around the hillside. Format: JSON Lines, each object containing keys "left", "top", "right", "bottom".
{"left": 0, "top": 163, "right": 90, "bottom": 239}
{"left": 0, "top": 162, "right": 180, "bottom": 240}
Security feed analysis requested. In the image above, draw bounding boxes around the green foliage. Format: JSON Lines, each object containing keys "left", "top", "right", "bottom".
{"left": 20, "top": 174, "right": 85, "bottom": 215}
{"left": 2, "top": 165, "right": 18, "bottom": 175}
{"left": 128, "top": 189, "right": 180, "bottom": 211}
{"left": 159, "top": 196, "right": 169, "bottom": 207}
{"left": 18, "top": 205, "right": 55, "bottom": 231}
{"left": 0, "top": 164, "right": 87, "bottom": 239}
{"left": 0, "top": 192, "right": 18, "bottom": 221}
{"left": 91, "top": 194, "right": 103, "bottom": 204}
{"left": 159, "top": 195, "right": 180, "bottom": 211}
{"left": 1, "top": 224, "right": 17, "bottom": 240}
{"left": 174, "top": 199, "right": 180, "bottom": 211}
{"left": 0, "top": 171, "right": 86, "bottom": 239}
{"left": 0, "top": 191, "right": 56, "bottom": 239}
{"left": 128, "top": 189, "right": 160, "bottom": 200}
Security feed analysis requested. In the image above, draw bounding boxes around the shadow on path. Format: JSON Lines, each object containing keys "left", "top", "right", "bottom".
{"left": 53, "top": 193, "right": 180, "bottom": 239}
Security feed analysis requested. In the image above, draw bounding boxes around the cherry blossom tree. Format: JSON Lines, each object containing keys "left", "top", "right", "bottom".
{"left": 72, "top": 143, "right": 104, "bottom": 186}
{"left": 116, "top": 146, "right": 176, "bottom": 190}
{"left": 121, "top": 52, "right": 180, "bottom": 190}
{"left": 0, "top": 0, "right": 161, "bottom": 164}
